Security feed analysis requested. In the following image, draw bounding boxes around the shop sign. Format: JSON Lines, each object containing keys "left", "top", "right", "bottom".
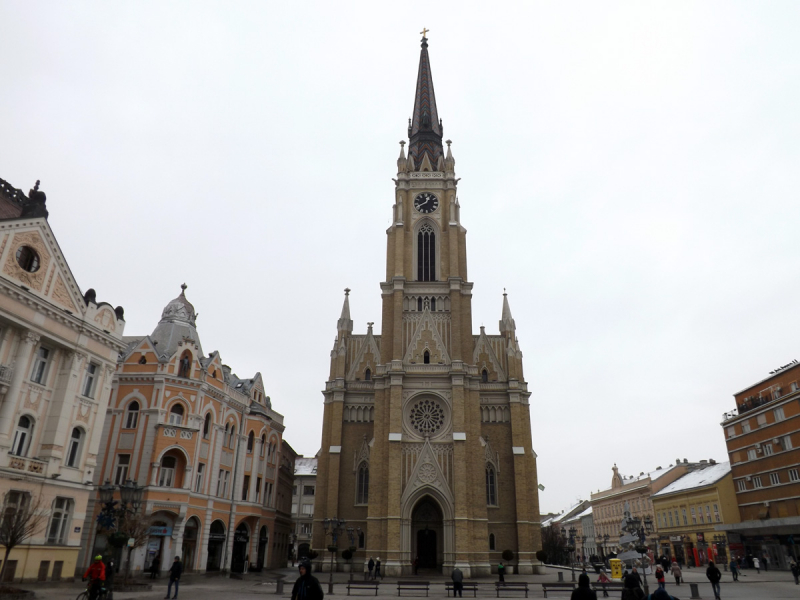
{"left": 696, "top": 533, "right": 705, "bottom": 542}
{"left": 234, "top": 533, "right": 249, "bottom": 543}
{"left": 670, "top": 536, "right": 682, "bottom": 542}
{"left": 149, "top": 525, "right": 173, "bottom": 536}
{"left": 209, "top": 533, "right": 226, "bottom": 541}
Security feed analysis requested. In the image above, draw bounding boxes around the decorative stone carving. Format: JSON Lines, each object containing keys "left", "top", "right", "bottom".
{"left": 3, "top": 232, "right": 51, "bottom": 290}
{"left": 51, "top": 274, "right": 79, "bottom": 312}
{"left": 408, "top": 397, "right": 445, "bottom": 437}
{"left": 94, "top": 308, "right": 117, "bottom": 331}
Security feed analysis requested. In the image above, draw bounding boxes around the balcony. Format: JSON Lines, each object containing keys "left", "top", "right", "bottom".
{"left": 723, "top": 390, "right": 794, "bottom": 422}
{"left": 7, "top": 454, "right": 47, "bottom": 475}
{"left": 0, "top": 365, "right": 12, "bottom": 386}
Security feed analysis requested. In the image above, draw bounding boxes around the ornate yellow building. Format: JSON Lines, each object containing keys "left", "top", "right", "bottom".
{"left": 312, "top": 36, "right": 542, "bottom": 577}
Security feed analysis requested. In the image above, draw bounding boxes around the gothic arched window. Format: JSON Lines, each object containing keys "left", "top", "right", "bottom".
{"left": 486, "top": 465, "right": 498, "bottom": 506}
{"left": 203, "top": 413, "right": 211, "bottom": 439}
{"left": 489, "top": 533, "right": 496, "bottom": 550}
{"left": 417, "top": 297, "right": 423, "bottom": 311}
{"left": 431, "top": 297, "right": 436, "bottom": 311}
{"left": 247, "top": 430, "right": 255, "bottom": 453}
{"left": 365, "top": 368, "right": 371, "bottom": 381}
{"left": 424, "top": 350, "right": 430, "bottom": 365}
{"left": 481, "top": 369, "right": 489, "bottom": 383}
{"left": 356, "top": 463, "right": 369, "bottom": 504}
{"left": 417, "top": 223, "right": 436, "bottom": 282}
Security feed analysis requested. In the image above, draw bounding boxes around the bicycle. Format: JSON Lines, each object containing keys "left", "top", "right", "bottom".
{"left": 76, "top": 580, "right": 108, "bottom": 600}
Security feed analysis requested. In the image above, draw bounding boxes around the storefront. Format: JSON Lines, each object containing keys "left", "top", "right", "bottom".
{"left": 146, "top": 523, "right": 173, "bottom": 574}
{"left": 206, "top": 520, "right": 226, "bottom": 572}
{"left": 231, "top": 523, "right": 250, "bottom": 573}
{"left": 182, "top": 518, "right": 200, "bottom": 572}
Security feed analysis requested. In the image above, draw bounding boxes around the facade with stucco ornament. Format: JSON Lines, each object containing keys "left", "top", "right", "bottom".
{"left": 311, "top": 37, "right": 543, "bottom": 577}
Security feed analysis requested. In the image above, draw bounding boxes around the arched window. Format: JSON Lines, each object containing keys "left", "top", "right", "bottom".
{"left": 203, "top": 413, "right": 211, "bottom": 439}
{"left": 358, "top": 531, "right": 365, "bottom": 549}
{"left": 159, "top": 455, "right": 176, "bottom": 487}
{"left": 481, "top": 369, "right": 488, "bottom": 383}
{"left": 125, "top": 401, "right": 140, "bottom": 429}
{"left": 260, "top": 434, "right": 267, "bottom": 457}
{"left": 431, "top": 297, "right": 436, "bottom": 311}
{"left": 11, "top": 416, "right": 33, "bottom": 457}
{"left": 169, "top": 404, "right": 184, "bottom": 426}
{"left": 66, "top": 428, "right": 83, "bottom": 468}
{"left": 364, "top": 368, "right": 371, "bottom": 381}
{"left": 486, "top": 466, "right": 498, "bottom": 506}
{"left": 417, "top": 222, "right": 436, "bottom": 282}
{"left": 247, "top": 431, "right": 255, "bottom": 453}
{"left": 417, "top": 298, "right": 423, "bottom": 311}
{"left": 138, "top": 355, "right": 147, "bottom": 364}
{"left": 356, "top": 463, "right": 369, "bottom": 504}
{"left": 423, "top": 350, "right": 430, "bottom": 365}
{"left": 178, "top": 350, "right": 191, "bottom": 378}
{"left": 489, "top": 533, "right": 496, "bottom": 550}
{"left": 47, "top": 497, "right": 74, "bottom": 544}
{"left": 229, "top": 425, "right": 236, "bottom": 448}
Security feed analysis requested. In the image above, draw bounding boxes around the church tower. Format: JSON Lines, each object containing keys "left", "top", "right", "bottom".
{"left": 313, "top": 34, "right": 543, "bottom": 577}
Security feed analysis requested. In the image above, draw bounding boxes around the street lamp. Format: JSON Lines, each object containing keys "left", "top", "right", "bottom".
{"left": 628, "top": 514, "right": 654, "bottom": 595}
{"left": 561, "top": 527, "right": 577, "bottom": 582}
{"left": 96, "top": 479, "right": 145, "bottom": 585}
{"left": 322, "top": 517, "right": 345, "bottom": 594}
{"left": 579, "top": 536, "right": 587, "bottom": 565}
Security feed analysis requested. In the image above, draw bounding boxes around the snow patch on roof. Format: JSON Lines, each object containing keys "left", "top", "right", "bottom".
{"left": 294, "top": 456, "right": 318, "bottom": 476}
{"left": 654, "top": 462, "right": 730, "bottom": 496}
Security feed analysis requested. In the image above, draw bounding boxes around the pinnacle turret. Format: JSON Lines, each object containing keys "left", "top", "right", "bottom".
{"left": 337, "top": 288, "right": 353, "bottom": 334}
{"left": 499, "top": 290, "right": 516, "bottom": 334}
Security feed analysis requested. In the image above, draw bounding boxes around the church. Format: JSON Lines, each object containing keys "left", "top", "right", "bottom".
{"left": 312, "top": 35, "right": 543, "bottom": 577}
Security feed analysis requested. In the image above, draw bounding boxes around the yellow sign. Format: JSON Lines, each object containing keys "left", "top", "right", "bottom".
{"left": 609, "top": 559, "right": 623, "bottom": 580}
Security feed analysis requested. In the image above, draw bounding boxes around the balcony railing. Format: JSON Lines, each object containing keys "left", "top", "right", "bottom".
{"left": 8, "top": 454, "right": 47, "bottom": 475}
{"left": 723, "top": 390, "right": 794, "bottom": 422}
{"left": 0, "top": 365, "right": 12, "bottom": 386}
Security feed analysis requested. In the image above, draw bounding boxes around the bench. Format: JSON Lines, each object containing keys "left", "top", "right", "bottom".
{"left": 444, "top": 582, "right": 479, "bottom": 597}
{"left": 346, "top": 581, "right": 380, "bottom": 596}
{"left": 397, "top": 580, "right": 430, "bottom": 597}
{"left": 495, "top": 582, "right": 529, "bottom": 598}
{"left": 541, "top": 582, "right": 576, "bottom": 597}
{"left": 592, "top": 582, "right": 624, "bottom": 595}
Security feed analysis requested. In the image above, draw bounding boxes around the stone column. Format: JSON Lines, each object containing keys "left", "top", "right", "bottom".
{"left": 39, "top": 351, "right": 85, "bottom": 463}
{"left": 0, "top": 331, "right": 40, "bottom": 448}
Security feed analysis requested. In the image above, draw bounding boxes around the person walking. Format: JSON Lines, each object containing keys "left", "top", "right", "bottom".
{"left": 165, "top": 556, "right": 182, "bottom": 600}
{"left": 706, "top": 560, "right": 722, "bottom": 600}
{"left": 729, "top": 557, "right": 739, "bottom": 581}
{"left": 497, "top": 562, "right": 505, "bottom": 583}
{"left": 451, "top": 566, "right": 463, "bottom": 598}
{"left": 654, "top": 565, "right": 665, "bottom": 590}
{"left": 622, "top": 568, "right": 644, "bottom": 600}
{"left": 367, "top": 558, "right": 374, "bottom": 580}
{"left": 790, "top": 558, "right": 799, "bottom": 585}
{"left": 596, "top": 571, "right": 611, "bottom": 597}
{"left": 753, "top": 556, "right": 760, "bottom": 573}
{"left": 669, "top": 561, "right": 681, "bottom": 586}
{"left": 150, "top": 551, "right": 161, "bottom": 579}
{"left": 570, "top": 573, "right": 597, "bottom": 600}
{"left": 291, "top": 559, "right": 324, "bottom": 600}
{"left": 375, "top": 557, "right": 382, "bottom": 579}
{"left": 762, "top": 553, "right": 769, "bottom": 572}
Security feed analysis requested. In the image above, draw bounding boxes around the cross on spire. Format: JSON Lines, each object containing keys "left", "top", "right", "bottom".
{"left": 420, "top": 27, "right": 429, "bottom": 38}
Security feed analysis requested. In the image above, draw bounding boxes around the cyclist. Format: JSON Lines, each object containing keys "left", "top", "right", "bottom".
{"left": 83, "top": 555, "right": 107, "bottom": 600}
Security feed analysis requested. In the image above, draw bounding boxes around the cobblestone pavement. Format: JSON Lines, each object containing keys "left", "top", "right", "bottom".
{"left": 21, "top": 565, "right": 800, "bottom": 600}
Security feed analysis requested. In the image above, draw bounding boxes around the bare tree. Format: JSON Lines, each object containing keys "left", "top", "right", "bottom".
{"left": 0, "top": 491, "right": 47, "bottom": 584}
{"left": 98, "top": 510, "right": 150, "bottom": 586}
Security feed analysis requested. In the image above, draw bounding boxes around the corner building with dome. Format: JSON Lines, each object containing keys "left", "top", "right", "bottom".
{"left": 312, "top": 37, "right": 543, "bottom": 577}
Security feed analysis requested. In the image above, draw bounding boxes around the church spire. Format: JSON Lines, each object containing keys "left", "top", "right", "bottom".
{"left": 337, "top": 288, "right": 353, "bottom": 335}
{"left": 499, "top": 289, "right": 516, "bottom": 335}
{"left": 408, "top": 32, "right": 443, "bottom": 172}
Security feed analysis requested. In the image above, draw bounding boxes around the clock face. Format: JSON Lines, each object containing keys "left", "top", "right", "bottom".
{"left": 414, "top": 192, "right": 439, "bottom": 214}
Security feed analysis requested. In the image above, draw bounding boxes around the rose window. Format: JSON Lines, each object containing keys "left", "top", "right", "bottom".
{"left": 418, "top": 462, "right": 437, "bottom": 483}
{"left": 409, "top": 398, "right": 445, "bottom": 436}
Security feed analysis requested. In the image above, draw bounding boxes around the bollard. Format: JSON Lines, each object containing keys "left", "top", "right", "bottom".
{"left": 557, "top": 571, "right": 564, "bottom": 582}
{"left": 275, "top": 579, "right": 284, "bottom": 595}
{"left": 689, "top": 582, "right": 701, "bottom": 599}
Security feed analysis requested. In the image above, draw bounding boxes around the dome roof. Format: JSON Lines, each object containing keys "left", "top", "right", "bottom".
{"left": 160, "top": 283, "right": 197, "bottom": 326}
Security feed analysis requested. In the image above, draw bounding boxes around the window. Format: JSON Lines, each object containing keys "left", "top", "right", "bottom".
{"left": 256, "top": 477, "right": 262, "bottom": 503}
{"left": 16, "top": 246, "right": 41, "bottom": 272}
{"left": 65, "top": 428, "right": 82, "bottom": 468}
{"left": 266, "top": 482, "right": 273, "bottom": 506}
{"left": 713, "top": 504, "right": 720, "bottom": 522}
{"left": 698, "top": 507, "right": 704, "bottom": 524}
{"left": 726, "top": 426, "right": 735, "bottom": 438}
{"left": 417, "top": 298, "right": 423, "bottom": 311}
{"left": 47, "top": 498, "right": 73, "bottom": 544}
{"left": 682, "top": 509, "right": 688, "bottom": 525}
{"left": 690, "top": 507, "right": 697, "bottom": 524}
{"left": 737, "top": 479, "right": 747, "bottom": 492}
{"left": 705, "top": 506, "right": 711, "bottom": 521}
{"left": 81, "top": 363, "right": 98, "bottom": 398}
{"left": 30, "top": 346, "right": 50, "bottom": 384}
{"left": 489, "top": 533, "right": 496, "bottom": 550}
{"left": 365, "top": 368, "right": 371, "bottom": 381}
{"left": 358, "top": 531, "right": 365, "bottom": 548}
{"left": 423, "top": 350, "right": 430, "bottom": 364}
{"left": 303, "top": 486, "right": 315, "bottom": 496}
{"left": 125, "top": 402, "right": 140, "bottom": 429}
{"left": 764, "top": 444, "right": 774, "bottom": 456}
{"left": 747, "top": 449, "right": 757, "bottom": 461}
{"left": 114, "top": 454, "right": 130, "bottom": 485}
{"left": 291, "top": 503, "right": 298, "bottom": 514}
{"left": 195, "top": 463, "right": 205, "bottom": 493}
{"left": 742, "top": 421, "right": 751, "bottom": 433}
{"left": 11, "top": 416, "right": 33, "bottom": 456}
{"left": 668, "top": 512, "right": 674, "bottom": 527}
{"left": 417, "top": 222, "right": 436, "bottom": 282}
{"left": 228, "top": 425, "right": 236, "bottom": 449}
{"left": 780, "top": 436, "right": 793, "bottom": 451}
{"left": 481, "top": 369, "right": 488, "bottom": 383}
{"left": 485, "top": 466, "right": 498, "bottom": 506}
{"left": 753, "top": 476, "right": 763, "bottom": 489}
{"left": 260, "top": 434, "right": 266, "bottom": 457}
{"left": 203, "top": 413, "right": 211, "bottom": 439}
{"left": 159, "top": 456, "right": 176, "bottom": 487}
{"left": 789, "top": 469, "right": 800, "bottom": 482}
{"left": 356, "top": 465, "right": 369, "bottom": 504}
{"left": 3, "top": 491, "right": 30, "bottom": 529}
{"left": 217, "top": 470, "right": 230, "bottom": 497}
{"left": 770, "top": 472, "right": 780, "bottom": 486}
{"left": 247, "top": 431, "right": 255, "bottom": 453}
{"left": 756, "top": 414, "right": 767, "bottom": 427}
{"left": 168, "top": 404, "right": 184, "bottom": 426}
{"left": 292, "top": 486, "right": 298, "bottom": 496}
{"left": 138, "top": 355, "right": 147, "bottom": 364}
{"left": 774, "top": 407, "right": 785, "bottom": 422}
{"left": 242, "top": 475, "right": 250, "bottom": 501}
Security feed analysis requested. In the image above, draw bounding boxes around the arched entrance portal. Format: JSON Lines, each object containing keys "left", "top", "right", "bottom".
{"left": 206, "top": 520, "right": 226, "bottom": 571}
{"left": 411, "top": 497, "right": 444, "bottom": 570}
{"left": 231, "top": 523, "right": 250, "bottom": 573}
{"left": 257, "top": 526, "right": 269, "bottom": 570}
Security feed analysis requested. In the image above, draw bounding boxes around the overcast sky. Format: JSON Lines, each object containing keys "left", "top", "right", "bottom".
{"left": 2, "top": 2, "right": 799, "bottom": 514}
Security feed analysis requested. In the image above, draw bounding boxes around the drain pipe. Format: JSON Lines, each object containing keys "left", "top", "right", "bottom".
{"left": 222, "top": 400, "right": 247, "bottom": 574}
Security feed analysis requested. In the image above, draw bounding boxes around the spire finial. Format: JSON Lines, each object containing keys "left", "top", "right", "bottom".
{"left": 33, "top": 180, "right": 40, "bottom": 192}
{"left": 420, "top": 27, "right": 429, "bottom": 38}
{"left": 181, "top": 283, "right": 188, "bottom": 294}
{"left": 344, "top": 287, "right": 350, "bottom": 296}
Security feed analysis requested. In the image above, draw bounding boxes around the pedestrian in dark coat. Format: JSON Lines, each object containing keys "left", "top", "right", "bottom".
{"left": 706, "top": 561, "right": 722, "bottom": 600}
{"left": 570, "top": 573, "right": 597, "bottom": 600}
{"left": 762, "top": 554, "right": 769, "bottom": 572}
{"left": 165, "top": 556, "right": 182, "bottom": 600}
{"left": 669, "top": 562, "right": 681, "bottom": 585}
{"left": 375, "top": 558, "right": 382, "bottom": 579}
{"left": 451, "top": 567, "right": 464, "bottom": 598}
{"left": 790, "top": 559, "right": 799, "bottom": 585}
{"left": 150, "top": 552, "right": 161, "bottom": 579}
{"left": 367, "top": 558, "right": 374, "bottom": 580}
{"left": 498, "top": 562, "right": 505, "bottom": 582}
{"left": 291, "top": 559, "right": 324, "bottom": 600}
{"left": 729, "top": 558, "right": 739, "bottom": 581}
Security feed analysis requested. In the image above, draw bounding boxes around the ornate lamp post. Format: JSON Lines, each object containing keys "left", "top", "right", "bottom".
{"left": 322, "top": 517, "right": 345, "bottom": 594}
{"left": 97, "top": 479, "right": 145, "bottom": 585}
{"left": 561, "top": 527, "right": 577, "bottom": 582}
{"left": 579, "top": 536, "right": 587, "bottom": 565}
{"left": 629, "top": 515, "right": 654, "bottom": 595}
